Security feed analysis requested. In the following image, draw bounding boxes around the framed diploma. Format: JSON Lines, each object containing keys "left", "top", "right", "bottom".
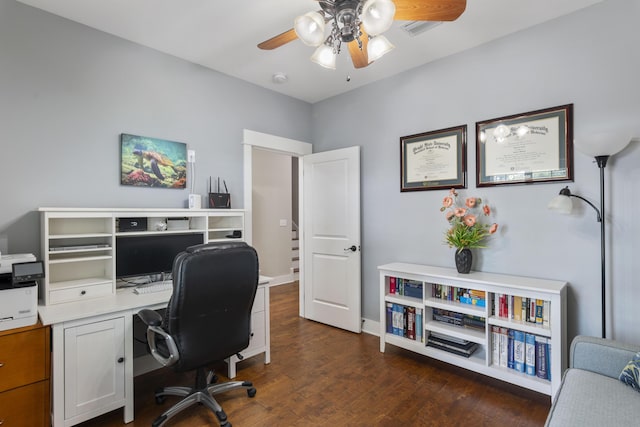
{"left": 400, "top": 125, "right": 467, "bottom": 192}
{"left": 476, "top": 104, "right": 574, "bottom": 187}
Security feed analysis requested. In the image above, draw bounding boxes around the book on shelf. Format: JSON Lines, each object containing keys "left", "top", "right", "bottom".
{"left": 499, "top": 327, "right": 509, "bottom": 368}
{"left": 491, "top": 326, "right": 500, "bottom": 366}
{"left": 535, "top": 336, "right": 549, "bottom": 380}
{"left": 389, "top": 277, "right": 396, "bottom": 294}
{"left": 507, "top": 329, "right": 515, "bottom": 369}
{"left": 387, "top": 303, "right": 422, "bottom": 342}
{"left": 493, "top": 294, "right": 550, "bottom": 327}
{"left": 407, "top": 306, "right": 416, "bottom": 340}
{"left": 513, "top": 330, "right": 526, "bottom": 373}
{"left": 427, "top": 333, "right": 479, "bottom": 358}
{"left": 416, "top": 309, "right": 423, "bottom": 343}
{"left": 525, "top": 333, "right": 536, "bottom": 376}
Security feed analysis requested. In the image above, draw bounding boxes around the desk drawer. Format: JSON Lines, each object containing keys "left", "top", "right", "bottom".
{"left": 49, "top": 282, "right": 113, "bottom": 304}
{"left": 0, "top": 380, "right": 49, "bottom": 426}
{"left": 0, "top": 328, "right": 47, "bottom": 393}
{"left": 252, "top": 287, "right": 265, "bottom": 313}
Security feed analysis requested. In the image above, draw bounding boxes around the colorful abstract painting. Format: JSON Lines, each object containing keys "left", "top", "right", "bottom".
{"left": 120, "top": 133, "right": 187, "bottom": 189}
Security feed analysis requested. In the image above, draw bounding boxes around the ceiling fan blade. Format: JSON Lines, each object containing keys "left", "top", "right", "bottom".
{"left": 258, "top": 28, "right": 298, "bottom": 50}
{"left": 393, "top": 0, "right": 466, "bottom": 21}
{"left": 348, "top": 30, "right": 370, "bottom": 69}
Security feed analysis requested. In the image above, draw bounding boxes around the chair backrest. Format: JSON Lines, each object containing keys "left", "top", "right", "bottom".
{"left": 164, "top": 241, "right": 259, "bottom": 372}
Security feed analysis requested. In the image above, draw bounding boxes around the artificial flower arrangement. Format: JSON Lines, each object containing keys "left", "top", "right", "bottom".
{"left": 441, "top": 188, "right": 499, "bottom": 252}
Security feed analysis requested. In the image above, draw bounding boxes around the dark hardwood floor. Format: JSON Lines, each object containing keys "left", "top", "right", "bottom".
{"left": 79, "top": 282, "right": 550, "bottom": 426}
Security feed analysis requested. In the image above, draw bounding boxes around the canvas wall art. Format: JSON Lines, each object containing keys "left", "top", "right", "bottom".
{"left": 120, "top": 133, "right": 187, "bottom": 189}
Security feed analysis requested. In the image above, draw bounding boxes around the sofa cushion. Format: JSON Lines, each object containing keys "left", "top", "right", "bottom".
{"left": 619, "top": 351, "right": 640, "bottom": 392}
{"left": 546, "top": 368, "right": 639, "bottom": 426}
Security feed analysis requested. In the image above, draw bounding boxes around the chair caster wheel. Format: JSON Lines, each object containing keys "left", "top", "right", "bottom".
{"left": 220, "top": 422, "right": 231, "bottom": 427}
{"left": 155, "top": 395, "right": 166, "bottom": 405}
{"left": 247, "top": 387, "right": 257, "bottom": 398}
{"left": 209, "top": 374, "right": 218, "bottom": 384}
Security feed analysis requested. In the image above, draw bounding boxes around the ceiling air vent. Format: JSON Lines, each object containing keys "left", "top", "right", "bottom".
{"left": 402, "top": 21, "right": 442, "bottom": 37}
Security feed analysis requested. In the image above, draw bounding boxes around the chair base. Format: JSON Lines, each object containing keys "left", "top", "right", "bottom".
{"left": 152, "top": 369, "right": 256, "bottom": 427}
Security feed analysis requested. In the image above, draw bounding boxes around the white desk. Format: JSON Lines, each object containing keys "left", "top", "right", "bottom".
{"left": 38, "top": 277, "right": 271, "bottom": 427}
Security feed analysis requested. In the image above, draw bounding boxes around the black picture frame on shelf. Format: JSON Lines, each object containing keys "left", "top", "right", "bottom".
{"left": 475, "top": 104, "right": 574, "bottom": 187}
{"left": 400, "top": 125, "right": 467, "bottom": 192}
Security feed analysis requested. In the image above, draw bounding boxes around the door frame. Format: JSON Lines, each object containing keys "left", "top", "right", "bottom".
{"left": 242, "top": 129, "right": 312, "bottom": 317}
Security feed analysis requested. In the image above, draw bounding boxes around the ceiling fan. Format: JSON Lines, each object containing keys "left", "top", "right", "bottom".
{"left": 258, "top": 0, "right": 467, "bottom": 70}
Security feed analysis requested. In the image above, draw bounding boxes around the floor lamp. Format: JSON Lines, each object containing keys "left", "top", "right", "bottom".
{"left": 548, "top": 133, "right": 631, "bottom": 339}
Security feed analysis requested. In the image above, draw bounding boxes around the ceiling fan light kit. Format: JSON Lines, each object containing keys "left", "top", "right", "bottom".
{"left": 294, "top": 11, "right": 326, "bottom": 46}
{"left": 367, "top": 34, "right": 395, "bottom": 62}
{"left": 259, "top": 0, "right": 467, "bottom": 70}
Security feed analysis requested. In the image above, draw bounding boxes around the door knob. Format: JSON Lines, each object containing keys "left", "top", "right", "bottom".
{"left": 344, "top": 245, "right": 357, "bottom": 252}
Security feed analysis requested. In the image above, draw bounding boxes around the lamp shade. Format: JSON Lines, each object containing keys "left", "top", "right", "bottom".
{"left": 294, "top": 11, "right": 325, "bottom": 47}
{"left": 368, "top": 35, "right": 395, "bottom": 62}
{"left": 547, "top": 194, "right": 573, "bottom": 214}
{"left": 361, "top": 0, "right": 396, "bottom": 35}
{"left": 575, "top": 131, "right": 632, "bottom": 157}
{"left": 311, "top": 44, "right": 336, "bottom": 69}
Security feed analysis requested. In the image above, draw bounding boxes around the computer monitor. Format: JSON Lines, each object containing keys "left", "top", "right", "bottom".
{"left": 115, "top": 233, "right": 204, "bottom": 279}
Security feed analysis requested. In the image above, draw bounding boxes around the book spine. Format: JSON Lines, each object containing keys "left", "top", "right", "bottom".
{"left": 416, "top": 308, "right": 423, "bottom": 343}
{"left": 543, "top": 300, "right": 550, "bottom": 327}
{"left": 492, "top": 326, "right": 500, "bottom": 366}
{"left": 521, "top": 298, "right": 528, "bottom": 323}
{"left": 525, "top": 333, "right": 536, "bottom": 376}
{"left": 499, "top": 327, "right": 509, "bottom": 368}
{"left": 392, "top": 304, "right": 401, "bottom": 336}
{"left": 535, "top": 299, "right": 544, "bottom": 325}
{"left": 403, "top": 306, "right": 408, "bottom": 337}
{"left": 529, "top": 299, "right": 537, "bottom": 323}
{"left": 407, "top": 306, "right": 416, "bottom": 340}
{"left": 513, "top": 330, "right": 525, "bottom": 372}
{"left": 386, "top": 302, "right": 393, "bottom": 334}
{"left": 507, "top": 329, "right": 515, "bottom": 369}
{"left": 389, "top": 276, "right": 396, "bottom": 294}
{"left": 535, "top": 336, "right": 549, "bottom": 380}
{"left": 513, "top": 296, "right": 522, "bottom": 321}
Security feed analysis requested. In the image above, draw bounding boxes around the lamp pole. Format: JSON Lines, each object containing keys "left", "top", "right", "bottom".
{"left": 595, "top": 155, "right": 609, "bottom": 339}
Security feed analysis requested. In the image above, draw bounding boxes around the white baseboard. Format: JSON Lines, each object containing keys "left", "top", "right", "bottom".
{"left": 267, "top": 273, "right": 296, "bottom": 287}
{"left": 361, "top": 317, "right": 380, "bottom": 336}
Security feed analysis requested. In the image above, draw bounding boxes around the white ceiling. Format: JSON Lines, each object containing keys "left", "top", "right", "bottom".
{"left": 17, "top": 0, "right": 602, "bottom": 104}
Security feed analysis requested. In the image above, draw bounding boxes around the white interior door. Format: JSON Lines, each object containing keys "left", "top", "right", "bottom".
{"left": 303, "top": 146, "right": 361, "bottom": 333}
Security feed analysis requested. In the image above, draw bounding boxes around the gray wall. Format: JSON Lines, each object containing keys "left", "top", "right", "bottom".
{"left": 311, "top": 0, "right": 640, "bottom": 343}
{"left": 0, "top": 0, "right": 311, "bottom": 256}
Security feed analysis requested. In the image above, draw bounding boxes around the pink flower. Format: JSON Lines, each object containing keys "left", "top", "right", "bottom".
{"left": 445, "top": 210, "right": 455, "bottom": 221}
{"left": 454, "top": 208, "right": 466, "bottom": 217}
{"left": 449, "top": 188, "right": 458, "bottom": 196}
{"left": 463, "top": 215, "right": 477, "bottom": 227}
{"left": 442, "top": 196, "right": 454, "bottom": 208}
{"left": 465, "top": 198, "right": 476, "bottom": 208}
{"left": 483, "top": 205, "right": 491, "bottom": 216}
{"left": 489, "top": 223, "right": 498, "bottom": 234}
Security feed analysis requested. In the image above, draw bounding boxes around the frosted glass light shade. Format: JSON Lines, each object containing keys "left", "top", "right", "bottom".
{"left": 311, "top": 44, "right": 336, "bottom": 69}
{"left": 575, "top": 131, "right": 632, "bottom": 157}
{"left": 362, "top": 0, "right": 396, "bottom": 35}
{"left": 367, "top": 35, "right": 394, "bottom": 62}
{"left": 294, "top": 11, "right": 325, "bottom": 47}
{"left": 548, "top": 194, "right": 573, "bottom": 214}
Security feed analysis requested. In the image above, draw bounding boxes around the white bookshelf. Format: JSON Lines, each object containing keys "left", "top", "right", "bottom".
{"left": 379, "top": 263, "right": 567, "bottom": 399}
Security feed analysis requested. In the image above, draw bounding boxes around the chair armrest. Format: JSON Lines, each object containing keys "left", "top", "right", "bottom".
{"left": 138, "top": 308, "right": 163, "bottom": 326}
{"left": 570, "top": 335, "right": 640, "bottom": 379}
{"left": 137, "top": 309, "right": 180, "bottom": 367}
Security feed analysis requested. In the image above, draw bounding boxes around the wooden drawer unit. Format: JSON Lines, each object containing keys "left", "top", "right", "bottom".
{"left": 0, "top": 323, "right": 51, "bottom": 427}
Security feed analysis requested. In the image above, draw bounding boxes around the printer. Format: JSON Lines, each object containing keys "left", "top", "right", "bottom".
{"left": 0, "top": 253, "right": 40, "bottom": 331}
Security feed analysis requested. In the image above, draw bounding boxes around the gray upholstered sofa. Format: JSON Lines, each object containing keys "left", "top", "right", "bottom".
{"left": 545, "top": 335, "right": 640, "bottom": 426}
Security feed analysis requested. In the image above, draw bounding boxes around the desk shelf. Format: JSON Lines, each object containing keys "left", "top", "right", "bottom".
{"left": 40, "top": 208, "right": 245, "bottom": 306}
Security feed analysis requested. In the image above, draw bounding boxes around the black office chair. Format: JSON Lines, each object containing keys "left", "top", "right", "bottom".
{"left": 138, "top": 241, "right": 259, "bottom": 427}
